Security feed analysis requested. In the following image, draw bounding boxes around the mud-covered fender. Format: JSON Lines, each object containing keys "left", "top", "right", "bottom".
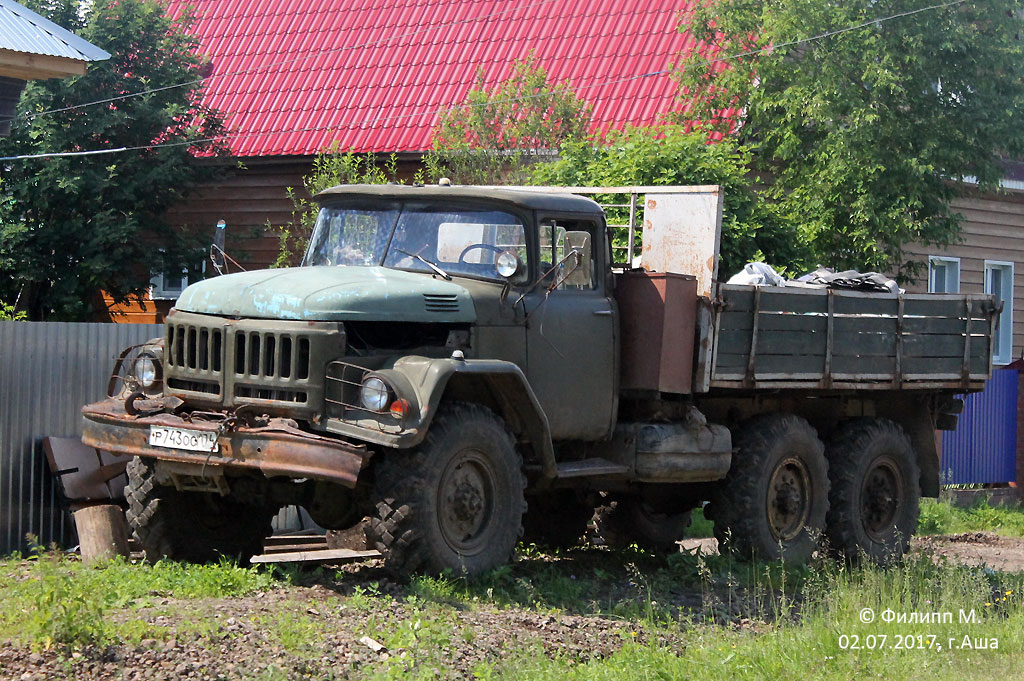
{"left": 387, "top": 356, "right": 556, "bottom": 479}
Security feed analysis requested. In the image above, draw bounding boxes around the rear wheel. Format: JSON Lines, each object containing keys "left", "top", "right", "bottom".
{"left": 125, "top": 457, "right": 275, "bottom": 564}
{"left": 708, "top": 413, "right": 828, "bottom": 562}
{"left": 367, "top": 402, "right": 526, "bottom": 576}
{"left": 825, "top": 418, "right": 920, "bottom": 563}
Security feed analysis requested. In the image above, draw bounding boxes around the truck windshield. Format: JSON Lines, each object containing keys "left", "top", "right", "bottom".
{"left": 303, "top": 202, "right": 528, "bottom": 282}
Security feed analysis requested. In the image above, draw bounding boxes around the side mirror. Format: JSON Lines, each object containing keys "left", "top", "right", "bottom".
{"left": 561, "top": 231, "right": 592, "bottom": 287}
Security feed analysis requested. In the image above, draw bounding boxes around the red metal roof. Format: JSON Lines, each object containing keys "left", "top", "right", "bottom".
{"left": 162, "top": 0, "right": 697, "bottom": 157}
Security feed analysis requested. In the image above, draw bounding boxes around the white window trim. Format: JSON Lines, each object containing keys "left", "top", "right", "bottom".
{"left": 149, "top": 270, "right": 189, "bottom": 300}
{"left": 984, "top": 260, "right": 1014, "bottom": 366}
{"left": 150, "top": 259, "right": 205, "bottom": 300}
{"left": 927, "top": 255, "right": 960, "bottom": 294}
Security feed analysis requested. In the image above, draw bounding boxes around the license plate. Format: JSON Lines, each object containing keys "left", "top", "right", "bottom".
{"left": 149, "top": 426, "right": 219, "bottom": 453}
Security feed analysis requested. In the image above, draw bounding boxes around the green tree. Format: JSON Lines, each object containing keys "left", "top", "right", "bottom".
{"left": 0, "top": 0, "right": 227, "bottom": 320}
{"left": 531, "top": 125, "right": 806, "bottom": 275}
{"left": 674, "top": 0, "right": 1024, "bottom": 277}
{"left": 426, "top": 52, "right": 592, "bottom": 184}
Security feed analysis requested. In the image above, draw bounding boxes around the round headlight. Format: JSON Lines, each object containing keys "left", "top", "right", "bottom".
{"left": 495, "top": 251, "right": 520, "bottom": 278}
{"left": 360, "top": 376, "right": 390, "bottom": 411}
{"left": 134, "top": 355, "right": 158, "bottom": 388}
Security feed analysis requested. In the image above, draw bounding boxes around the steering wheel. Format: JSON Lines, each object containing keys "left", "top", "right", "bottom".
{"left": 457, "top": 243, "right": 506, "bottom": 263}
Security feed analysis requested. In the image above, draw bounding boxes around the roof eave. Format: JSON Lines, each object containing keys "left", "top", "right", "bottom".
{"left": 0, "top": 0, "right": 110, "bottom": 63}
{"left": 0, "top": 47, "right": 88, "bottom": 79}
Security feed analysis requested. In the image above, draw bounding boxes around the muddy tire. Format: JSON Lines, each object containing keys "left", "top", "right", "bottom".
{"left": 825, "top": 418, "right": 920, "bottom": 563}
{"left": 708, "top": 413, "right": 828, "bottom": 562}
{"left": 522, "top": 491, "right": 594, "bottom": 550}
{"left": 125, "top": 457, "right": 275, "bottom": 564}
{"left": 367, "top": 402, "right": 526, "bottom": 576}
{"left": 595, "top": 498, "right": 691, "bottom": 553}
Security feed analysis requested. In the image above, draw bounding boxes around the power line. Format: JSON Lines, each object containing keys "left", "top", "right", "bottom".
{"left": 721, "top": 0, "right": 966, "bottom": 61}
{"left": 0, "top": 0, "right": 969, "bottom": 162}
{"left": 16, "top": 0, "right": 562, "bottom": 121}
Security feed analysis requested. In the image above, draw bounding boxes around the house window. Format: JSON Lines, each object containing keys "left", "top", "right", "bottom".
{"left": 985, "top": 261, "right": 1014, "bottom": 365}
{"left": 150, "top": 269, "right": 190, "bottom": 300}
{"left": 928, "top": 256, "right": 960, "bottom": 293}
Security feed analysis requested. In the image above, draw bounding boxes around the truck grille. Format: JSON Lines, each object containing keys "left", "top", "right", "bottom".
{"left": 232, "top": 331, "right": 310, "bottom": 381}
{"left": 163, "top": 313, "right": 342, "bottom": 411}
{"left": 167, "top": 324, "right": 224, "bottom": 395}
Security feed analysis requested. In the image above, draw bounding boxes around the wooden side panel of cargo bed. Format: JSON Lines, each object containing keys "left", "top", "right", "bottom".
{"left": 710, "top": 285, "right": 995, "bottom": 391}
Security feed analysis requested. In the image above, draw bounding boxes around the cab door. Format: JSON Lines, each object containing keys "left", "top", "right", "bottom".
{"left": 524, "top": 216, "right": 617, "bottom": 440}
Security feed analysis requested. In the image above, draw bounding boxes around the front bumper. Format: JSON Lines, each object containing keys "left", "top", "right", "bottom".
{"left": 81, "top": 398, "right": 369, "bottom": 488}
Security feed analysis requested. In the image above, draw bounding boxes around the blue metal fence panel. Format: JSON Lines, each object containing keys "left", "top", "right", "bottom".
{"left": 941, "top": 368, "right": 1019, "bottom": 485}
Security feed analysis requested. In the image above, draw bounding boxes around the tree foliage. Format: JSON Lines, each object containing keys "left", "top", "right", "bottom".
{"left": 674, "top": 0, "right": 1024, "bottom": 277}
{"left": 0, "top": 0, "right": 227, "bottom": 320}
{"left": 426, "top": 52, "right": 592, "bottom": 184}
{"left": 273, "top": 150, "right": 402, "bottom": 267}
{"left": 531, "top": 125, "right": 805, "bottom": 275}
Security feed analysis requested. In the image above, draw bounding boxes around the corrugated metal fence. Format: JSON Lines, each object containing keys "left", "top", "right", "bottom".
{"left": 941, "top": 368, "right": 1019, "bottom": 485}
{"left": 0, "top": 321, "right": 162, "bottom": 555}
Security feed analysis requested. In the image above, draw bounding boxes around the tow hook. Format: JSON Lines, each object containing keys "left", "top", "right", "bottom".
{"left": 124, "top": 392, "right": 184, "bottom": 417}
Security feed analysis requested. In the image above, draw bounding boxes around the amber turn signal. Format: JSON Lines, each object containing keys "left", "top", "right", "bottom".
{"left": 390, "top": 398, "right": 411, "bottom": 418}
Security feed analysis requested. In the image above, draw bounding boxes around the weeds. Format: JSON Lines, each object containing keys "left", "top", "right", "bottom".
{"left": 20, "top": 545, "right": 107, "bottom": 650}
{"left": 919, "top": 497, "right": 1024, "bottom": 537}
{"left": 260, "top": 607, "right": 324, "bottom": 657}
{"left": 0, "top": 542, "right": 281, "bottom": 650}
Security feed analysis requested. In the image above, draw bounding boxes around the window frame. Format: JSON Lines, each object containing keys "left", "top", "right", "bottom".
{"left": 150, "top": 269, "right": 189, "bottom": 300}
{"left": 534, "top": 214, "right": 603, "bottom": 293}
{"left": 984, "top": 259, "right": 1015, "bottom": 366}
{"left": 927, "top": 255, "right": 961, "bottom": 294}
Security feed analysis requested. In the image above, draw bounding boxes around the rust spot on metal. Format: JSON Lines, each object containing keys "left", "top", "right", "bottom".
{"left": 81, "top": 399, "right": 369, "bottom": 488}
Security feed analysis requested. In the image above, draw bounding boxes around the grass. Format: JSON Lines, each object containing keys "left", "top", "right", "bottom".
{"left": 686, "top": 505, "right": 715, "bottom": 538}
{"left": 459, "top": 549, "right": 1024, "bottom": 680}
{"left": 0, "top": 543, "right": 279, "bottom": 650}
{"left": 919, "top": 496, "right": 1024, "bottom": 537}
{"left": 2, "top": 498, "right": 1024, "bottom": 678}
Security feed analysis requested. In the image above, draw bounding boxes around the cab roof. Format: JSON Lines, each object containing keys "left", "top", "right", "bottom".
{"left": 314, "top": 184, "right": 606, "bottom": 217}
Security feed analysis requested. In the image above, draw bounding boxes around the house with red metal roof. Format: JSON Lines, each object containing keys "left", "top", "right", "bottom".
{"left": 154, "top": 0, "right": 695, "bottom": 279}
{"left": 148, "top": 0, "right": 1024, "bottom": 368}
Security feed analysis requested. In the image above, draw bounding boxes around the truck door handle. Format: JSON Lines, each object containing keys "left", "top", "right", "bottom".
{"left": 593, "top": 310, "right": 613, "bottom": 316}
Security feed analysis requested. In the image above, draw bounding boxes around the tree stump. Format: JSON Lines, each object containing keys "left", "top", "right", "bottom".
{"left": 74, "top": 504, "right": 130, "bottom": 563}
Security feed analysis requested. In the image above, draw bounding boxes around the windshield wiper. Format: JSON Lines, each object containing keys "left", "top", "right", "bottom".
{"left": 396, "top": 248, "right": 452, "bottom": 281}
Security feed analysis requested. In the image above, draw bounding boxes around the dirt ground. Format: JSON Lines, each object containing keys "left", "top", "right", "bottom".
{"left": 683, "top": 532, "right": 1024, "bottom": 572}
{"left": 2, "top": 532, "right": 1023, "bottom": 681}
{"left": 914, "top": 532, "right": 1024, "bottom": 571}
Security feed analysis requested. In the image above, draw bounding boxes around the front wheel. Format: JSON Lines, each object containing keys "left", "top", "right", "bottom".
{"left": 708, "top": 413, "right": 828, "bottom": 562}
{"left": 125, "top": 457, "right": 275, "bottom": 564}
{"left": 367, "top": 402, "right": 526, "bottom": 576}
{"left": 825, "top": 418, "right": 920, "bottom": 563}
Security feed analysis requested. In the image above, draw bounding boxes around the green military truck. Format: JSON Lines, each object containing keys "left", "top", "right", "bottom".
{"left": 81, "top": 184, "right": 997, "bottom": 574}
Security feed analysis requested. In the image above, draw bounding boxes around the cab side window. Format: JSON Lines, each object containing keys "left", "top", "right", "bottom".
{"left": 537, "top": 219, "right": 597, "bottom": 290}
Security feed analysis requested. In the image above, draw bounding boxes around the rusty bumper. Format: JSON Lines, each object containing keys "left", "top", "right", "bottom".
{"left": 81, "top": 398, "right": 369, "bottom": 488}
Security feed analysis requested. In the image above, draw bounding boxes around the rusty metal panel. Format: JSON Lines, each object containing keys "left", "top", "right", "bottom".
{"left": 640, "top": 189, "right": 723, "bottom": 298}
{"left": 0, "top": 321, "right": 162, "bottom": 555}
{"left": 616, "top": 271, "right": 697, "bottom": 394}
{"left": 941, "top": 368, "right": 1018, "bottom": 484}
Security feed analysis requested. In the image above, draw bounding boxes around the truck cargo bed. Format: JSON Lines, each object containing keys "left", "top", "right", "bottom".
{"left": 709, "top": 284, "right": 997, "bottom": 391}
